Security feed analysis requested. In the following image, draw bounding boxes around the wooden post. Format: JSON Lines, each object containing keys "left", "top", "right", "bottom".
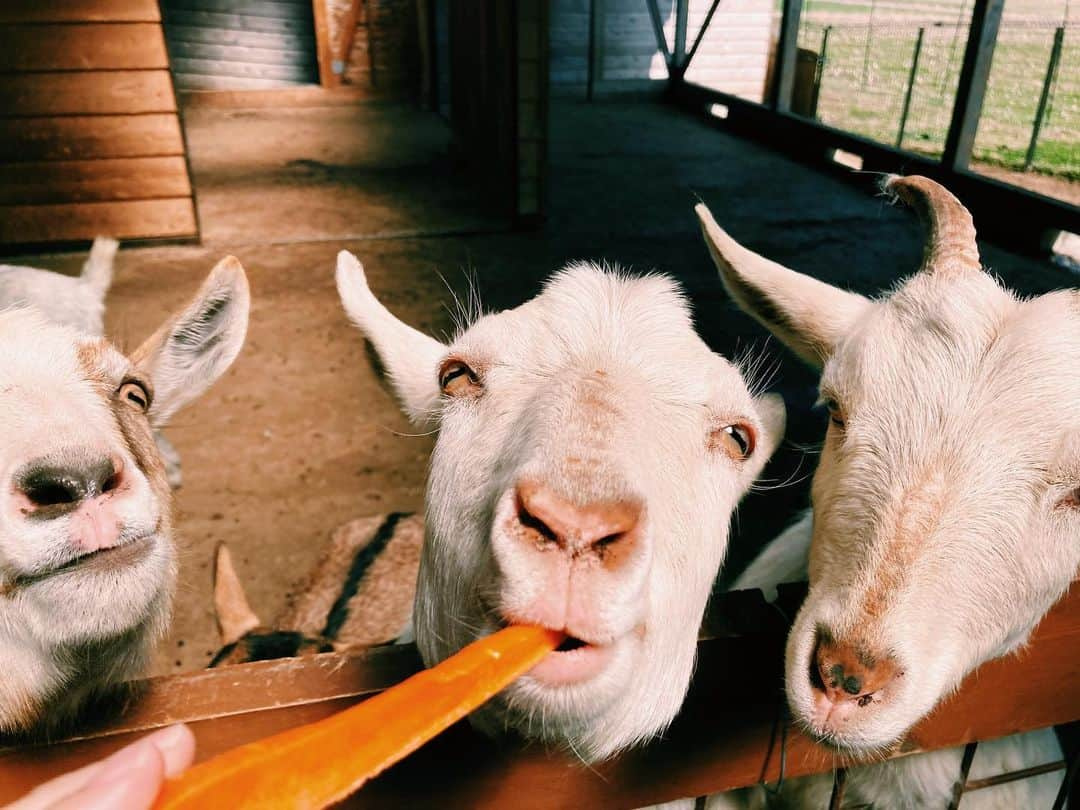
{"left": 311, "top": 0, "right": 334, "bottom": 87}
{"left": 771, "top": 0, "right": 805, "bottom": 112}
{"left": 941, "top": 0, "right": 1004, "bottom": 172}
{"left": 896, "top": 27, "right": 925, "bottom": 149}
{"left": 644, "top": 0, "right": 672, "bottom": 66}
{"left": 1024, "top": 26, "right": 1064, "bottom": 172}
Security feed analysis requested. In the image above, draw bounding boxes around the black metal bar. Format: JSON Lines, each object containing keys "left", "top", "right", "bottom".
{"left": 644, "top": 0, "right": 672, "bottom": 66}
{"left": 809, "top": 25, "right": 831, "bottom": 119}
{"left": 586, "top": 0, "right": 600, "bottom": 101}
{"left": 828, "top": 767, "right": 848, "bottom": 810}
{"left": 896, "top": 27, "right": 925, "bottom": 149}
{"left": 941, "top": 0, "right": 1005, "bottom": 171}
{"left": 673, "top": 0, "right": 689, "bottom": 75}
{"left": 667, "top": 80, "right": 1080, "bottom": 256}
{"left": 684, "top": 0, "right": 723, "bottom": 72}
{"left": 771, "top": 0, "right": 805, "bottom": 112}
{"left": 1052, "top": 746, "right": 1079, "bottom": 810}
{"left": 965, "top": 759, "right": 1066, "bottom": 792}
{"left": 1024, "top": 26, "right": 1065, "bottom": 172}
{"left": 947, "top": 741, "right": 980, "bottom": 810}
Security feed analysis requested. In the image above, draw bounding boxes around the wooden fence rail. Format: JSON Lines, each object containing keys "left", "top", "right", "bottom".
{"left": 2, "top": 583, "right": 1077, "bottom": 808}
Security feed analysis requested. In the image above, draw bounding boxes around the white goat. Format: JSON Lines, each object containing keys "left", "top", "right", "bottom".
{"left": 0, "top": 258, "right": 249, "bottom": 735}
{"left": 698, "top": 174, "right": 1076, "bottom": 807}
{"left": 0, "top": 239, "right": 185, "bottom": 488}
{"left": 336, "top": 255, "right": 786, "bottom": 761}
{"left": 0, "top": 237, "right": 117, "bottom": 336}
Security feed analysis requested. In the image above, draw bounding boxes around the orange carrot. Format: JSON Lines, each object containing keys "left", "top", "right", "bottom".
{"left": 154, "top": 626, "right": 562, "bottom": 809}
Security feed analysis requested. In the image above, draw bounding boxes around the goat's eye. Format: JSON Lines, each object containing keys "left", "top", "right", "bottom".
{"left": 713, "top": 423, "right": 755, "bottom": 460}
{"left": 118, "top": 380, "right": 150, "bottom": 412}
{"left": 438, "top": 359, "right": 480, "bottom": 397}
{"left": 824, "top": 398, "right": 846, "bottom": 428}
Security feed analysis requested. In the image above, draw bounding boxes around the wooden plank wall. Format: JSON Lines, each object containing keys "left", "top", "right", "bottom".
{"left": 551, "top": 0, "right": 777, "bottom": 101}
{"left": 161, "top": 0, "right": 319, "bottom": 90}
{"left": 0, "top": 1, "right": 198, "bottom": 246}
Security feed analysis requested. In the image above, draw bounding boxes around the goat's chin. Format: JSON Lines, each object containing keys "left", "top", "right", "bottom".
{"left": 15, "top": 538, "right": 175, "bottom": 645}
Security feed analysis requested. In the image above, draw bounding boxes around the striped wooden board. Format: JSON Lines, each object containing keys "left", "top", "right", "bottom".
{"left": 0, "top": 1, "right": 197, "bottom": 245}
{"left": 162, "top": 0, "right": 319, "bottom": 90}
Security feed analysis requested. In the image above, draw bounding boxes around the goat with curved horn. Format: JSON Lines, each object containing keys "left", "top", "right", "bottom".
{"left": 882, "top": 174, "right": 981, "bottom": 277}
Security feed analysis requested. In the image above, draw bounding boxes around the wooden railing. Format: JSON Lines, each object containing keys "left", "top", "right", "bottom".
{"left": 2, "top": 584, "right": 1077, "bottom": 808}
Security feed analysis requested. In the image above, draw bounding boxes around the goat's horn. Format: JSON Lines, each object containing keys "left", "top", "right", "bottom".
{"left": 213, "top": 543, "right": 262, "bottom": 646}
{"left": 883, "top": 175, "right": 980, "bottom": 277}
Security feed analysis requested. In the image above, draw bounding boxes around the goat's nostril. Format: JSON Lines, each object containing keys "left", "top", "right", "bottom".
{"left": 515, "top": 493, "right": 560, "bottom": 546}
{"left": 813, "top": 632, "right": 899, "bottom": 704}
{"left": 512, "top": 480, "right": 643, "bottom": 560}
{"left": 15, "top": 456, "right": 121, "bottom": 517}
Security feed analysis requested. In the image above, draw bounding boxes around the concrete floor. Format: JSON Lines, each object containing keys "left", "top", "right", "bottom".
{"left": 13, "top": 98, "right": 1072, "bottom": 675}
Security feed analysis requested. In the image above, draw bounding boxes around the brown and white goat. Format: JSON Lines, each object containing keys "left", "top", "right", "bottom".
{"left": 0, "top": 258, "right": 249, "bottom": 735}
{"left": 336, "top": 256, "right": 786, "bottom": 761}
{"left": 700, "top": 175, "right": 1076, "bottom": 807}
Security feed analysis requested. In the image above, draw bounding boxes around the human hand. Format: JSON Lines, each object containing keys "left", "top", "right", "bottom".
{"left": 7, "top": 724, "right": 195, "bottom": 810}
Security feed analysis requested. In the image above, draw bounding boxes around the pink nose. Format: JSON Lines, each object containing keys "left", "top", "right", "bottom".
{"left": 813, "top": 632, "right": 900, "bottom": 706}
{"left": 513, "top": 480, "right": 643, "bottom": 568}
{"left": 14, "top": 455, "right": 125, "bottom": 551}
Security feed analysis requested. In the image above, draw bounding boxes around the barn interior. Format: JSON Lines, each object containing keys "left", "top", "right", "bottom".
{"left": 0, "top": 0, "right": 1076, "bottom": 681}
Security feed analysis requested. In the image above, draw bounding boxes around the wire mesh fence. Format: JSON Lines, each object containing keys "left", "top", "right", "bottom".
{"left": 793, "top": 3, "right": 1079, "bottom": 182}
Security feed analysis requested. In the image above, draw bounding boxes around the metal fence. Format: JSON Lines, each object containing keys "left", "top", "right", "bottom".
{"left": 795, "top": 16, "right": 1078, "bottom": 179}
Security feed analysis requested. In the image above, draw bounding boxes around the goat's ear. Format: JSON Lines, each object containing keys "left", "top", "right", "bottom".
{"left": 745, "top": 392, "right": 786, "bottom": 483}
{"left": 132, "top": 256, "right": 250, "bottom": 426}
{"left": 335, "top": 251, "right": 446, "bottom": 428}
{"left": 696, "top": 204, "right": 871, "bottom": 368}
{"left": 214, "top": 544, "right": 261, "bottom": 646}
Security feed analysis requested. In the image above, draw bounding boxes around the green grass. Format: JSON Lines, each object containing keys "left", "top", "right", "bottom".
{"left": 795, "top": 15, "right": 1079, "bottom": 180}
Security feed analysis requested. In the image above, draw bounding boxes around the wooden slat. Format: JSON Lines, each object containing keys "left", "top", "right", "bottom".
{"left": 0, "top": 157, "right": 191, "bottom": 204}
{"left": 0, "top": 71, "right": 176, "bottom": 117}
{"left": 166, "top": 40, "right": 316, "bottom": 68}
{"left": 161, "top": 8, "right": 313, "bottom": 35}
{"left": 0, "top": 114, "right": 184, "bottom": 162}
{"left": 173, "top": 74, "right": 305, "bottom": 90}
{"left": 1, "top": 585, "right": 1076, "bottom": 807}
{"left": 165, "top": 0, "right": 316, "bottom": 21}
{"left": 0, "top": 23, "right": 168, "bottom": 72}
{"left": 0, "top": 199, "right": 197, "bottom": 243}
{"left": 170, "top": 56, "right": 315, "bottom": 82}
{"left": 0, "top": 0, "right": 160, "bottom": 24}
{"left": 162, "top": 22, "right": 312, "bottom": 50}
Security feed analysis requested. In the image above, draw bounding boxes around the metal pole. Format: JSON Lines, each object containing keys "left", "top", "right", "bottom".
{"left": 861, "top": 0, "right": 876, "bottom": 86}
{"left": 896, "top": 27, "right": 925, "bottom": 148}
{"left": 1024, "top": 25, "right": 1065, "bottom": 171}
{"left": 673, "top": 0, "right": 689, "bottom": 77}
{"left": 810, "top": 24, "right": 831, "bottom": 119}
{"left": 645, "top": 0, "right": 672, "bottom": 67}
{"left": 942, "top": 0, "right": 1005, "bottom": 172}
{"left": 684, "top": 0, "right": 724, "bottom": 72}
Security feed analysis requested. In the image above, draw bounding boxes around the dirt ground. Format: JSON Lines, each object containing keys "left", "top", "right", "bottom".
{"left": 12, "top": 98, "right": 1074, "bottom": 676}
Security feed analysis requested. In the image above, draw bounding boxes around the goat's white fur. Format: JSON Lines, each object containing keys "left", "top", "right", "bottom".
{"left": 0, "top": 257, "right": 250, "bottom": 734}
{"left": 337, "top": 253, "right": 786, "bottom": 760}
{"left": 697, "top": 175, "right": 1076, "bottom": 807}
{"left": 0, "top": 237, "right": 117, "bottom": 337}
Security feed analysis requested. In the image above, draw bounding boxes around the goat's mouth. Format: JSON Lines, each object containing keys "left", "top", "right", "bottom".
{"left": 8, "top": 534, "right": 155, "bottom": 591}
{"left": 525, "top": 632, "right": 617, "bottom": 686}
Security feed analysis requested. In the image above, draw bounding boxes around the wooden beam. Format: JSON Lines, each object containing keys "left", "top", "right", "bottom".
{"left": 2, "top": 584, "right": 1077, "bottom": 807}
{"left": 0, "top": 199, "right": 197, "bottom": 243}
{"left": 310, "top": 0, "right": 335, "bottom": 86}
{"left": 941, "top": 0, "right": 1005, "bottom": 171}
{"left": 0, "top": 157, "right": 192, "bottom": 205}
{"left": 770, "top": 0, "right": 804, "bottom": 112}
{"left": 644, "top": 0, "right": 672, "bottom": 66}
{"left": 672, "top": 0, "right": 689, "bottom": 74}
{"left": 0, "top": 114, "right": 185, "bottom": 162}
{"left": 0, "top": 71, "right": 177, "bottom": 116}
{"left": 0, "top": 23, "right": 168, "bottom": 71}
{"left": 0, "top": 0, "right": 160, "bottom": 23}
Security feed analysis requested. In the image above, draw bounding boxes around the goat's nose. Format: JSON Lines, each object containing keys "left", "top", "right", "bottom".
{"left": 514, "top": 480, "right": 643, "bottom": 563}
{"left": 813, "top": 632, "right": 900, "bottom": 705}
{"left": 15, "top": 456, "right": 123, "bottom": 518}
